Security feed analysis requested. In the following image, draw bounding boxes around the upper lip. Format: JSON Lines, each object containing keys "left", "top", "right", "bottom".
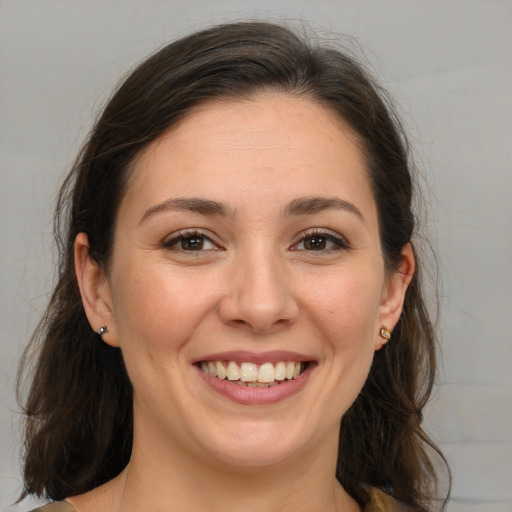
{"left": 192, "top": 350, "right": 315, "bottom": 364}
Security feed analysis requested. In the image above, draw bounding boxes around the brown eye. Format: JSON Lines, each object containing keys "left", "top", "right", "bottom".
{"left": 303, "top": 235, "right": 327, "bottom": 250}
{"left": 163, "top": 231, "right": 218, "bottom": 252}
{"left": 291, "top": 231, "right": 350, "bottom": 252}
{"left": 181, "top": 236, "right": 205, "bottom": 250}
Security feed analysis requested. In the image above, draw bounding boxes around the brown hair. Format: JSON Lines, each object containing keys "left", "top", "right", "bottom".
{"left": 18, "top": 21, "right": 449, "bottom": 510}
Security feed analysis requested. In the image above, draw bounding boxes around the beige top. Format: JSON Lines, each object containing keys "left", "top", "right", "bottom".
{"left": 28, "top": 488, "right": 411, "bottom": 511}
{"left": 29, "top": 502, "right": 75, "bottom": 512}
{"left": 365, "top": 487, "right": 414, "bottom": 511}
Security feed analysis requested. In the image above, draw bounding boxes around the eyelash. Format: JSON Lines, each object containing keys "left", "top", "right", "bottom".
{"left": 162, "top": 229, "right": 220, "bottom": 252}
{"left": 292, "top": 230, "right": 351, "bottom": 253}
{"left": 162, "top": 229, "right": 350, "bottom": 253}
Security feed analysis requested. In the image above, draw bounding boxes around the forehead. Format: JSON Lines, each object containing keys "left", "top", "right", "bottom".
{"left": 121, "top": 94, "right": 376, "bottom": 221}
{"left": 145, "top": 94, "right": 364, "bottom": 163}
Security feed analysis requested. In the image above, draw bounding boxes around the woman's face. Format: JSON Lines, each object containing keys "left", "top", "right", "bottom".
{"left": 79, "top": 94, "right": 412, "bottom": 471}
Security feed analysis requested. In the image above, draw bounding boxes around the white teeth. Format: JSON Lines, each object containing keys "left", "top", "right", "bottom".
{"left": 258, "top": 362, "right": 275, "bottom": 383}
{"left": 200, "top": 360, "right": 306, "bottom": 384}
{"left": 275, "top": 362, "right": 286, "bottom": 381}
{"left": 227, "top": 361, "right": 240, "bottom": 381}
{"left": 215, "top": 361, "right": 227, "bottom": 380}
{"left": 207, "top": 361, "right": 217, "bottom": 377}
{"left": 240, "top": 362, "right": 258, "bottom": 382}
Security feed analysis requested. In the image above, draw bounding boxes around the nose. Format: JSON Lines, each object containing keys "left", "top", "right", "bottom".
{"left": 218, "top": 251, "right": 299, "bottom": 334}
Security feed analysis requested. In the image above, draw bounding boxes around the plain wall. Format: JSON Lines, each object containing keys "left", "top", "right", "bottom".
{"left": 1, "top": 1, "right": 511, "bottom": 510}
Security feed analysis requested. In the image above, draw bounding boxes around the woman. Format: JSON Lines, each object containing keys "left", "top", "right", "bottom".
{"left": 18, "top": 21, "right": 448, "bottom": 512}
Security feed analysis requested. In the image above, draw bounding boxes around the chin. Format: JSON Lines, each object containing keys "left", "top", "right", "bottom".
{"left": 208, "top": 441, "right": 301, "bottom": 470}
{"left": 193, "top": 416, "right": 321, "bottom": 470}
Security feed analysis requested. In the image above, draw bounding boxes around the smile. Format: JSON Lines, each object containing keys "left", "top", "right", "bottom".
{"left": 199, "top": 361, "right": 306, "bottom": 387}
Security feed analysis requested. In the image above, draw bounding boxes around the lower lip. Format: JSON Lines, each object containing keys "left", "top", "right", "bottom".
{"left": 195, "top": 364, "right": 314, "bottom": 405}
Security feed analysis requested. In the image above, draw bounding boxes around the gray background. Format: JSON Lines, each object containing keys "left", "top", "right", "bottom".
{"left": 1, "top": 1, "right": 511, "bottom": 510}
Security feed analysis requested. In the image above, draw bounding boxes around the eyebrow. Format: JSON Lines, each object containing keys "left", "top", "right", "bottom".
{"left": 283, "top": 196, "right": 363, "bottom": 220}
{"left": 139, "top": 195, "right": 363, "bottom": 224}
{"left": 139, "top": 197, "right": 234, "bottom": 224}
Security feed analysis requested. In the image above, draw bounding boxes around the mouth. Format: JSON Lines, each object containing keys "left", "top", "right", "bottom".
{"left": 197, "top": 360, "right": 309, "bottom": 388}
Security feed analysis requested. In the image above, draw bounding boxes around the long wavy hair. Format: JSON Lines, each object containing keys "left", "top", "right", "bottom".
{"left": 18, "top": 21, "right": 449, "bottom": 510}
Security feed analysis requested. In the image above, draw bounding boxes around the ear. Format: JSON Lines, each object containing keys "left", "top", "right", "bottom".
{"left": 375, "top": 243, "right": 415, "bottom": 350}
{"left": 74, "top": 232, "right": 119, "bottom": 347}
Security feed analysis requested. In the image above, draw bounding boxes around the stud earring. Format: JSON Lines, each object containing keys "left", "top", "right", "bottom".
{"left": 96, "top": 325, "right": 108, "bottom": 337}
{"left": 379, "top": 327, "right": 391, "bottom": 341}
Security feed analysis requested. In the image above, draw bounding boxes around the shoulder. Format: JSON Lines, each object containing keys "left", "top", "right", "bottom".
{"left": 26, "top": 501, "right": 76, "bottom": 512}
{"left": 364, "top": 487, "right": 416, "bottom": 512}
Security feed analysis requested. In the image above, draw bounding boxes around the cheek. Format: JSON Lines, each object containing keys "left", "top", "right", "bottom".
{"left": 301, "top": 266, "right": 382, "bottom": 399}
{"left": 108, "top": 265, "right": 214, "bottom": 408}
{"left": 110, "top": 261, "right": 217, "bottom": 359}
{"left": 301, "top": 265, "right": 383, "bottom": 338}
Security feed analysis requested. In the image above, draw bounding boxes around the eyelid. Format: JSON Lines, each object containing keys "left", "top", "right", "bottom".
{"left": 290, "top": 229, "right": 351, "bottom": 251}
{"left": 162, "top": 228, "right": 223, "bottom": 250}
{"left": 161, "top": 228, "right": 349, "bottom": 252}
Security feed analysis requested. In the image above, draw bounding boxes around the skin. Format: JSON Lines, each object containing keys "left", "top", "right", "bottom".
{"left": 73, "top": 94, "right": 414, "bottom": 512}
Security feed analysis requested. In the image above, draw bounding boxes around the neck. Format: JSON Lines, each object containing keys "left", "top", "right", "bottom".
{"left": 69, "top": 416, "right": 360, "bottom": 512}
{"left": 120, "top": 446, "right": 354, "bottom": 512}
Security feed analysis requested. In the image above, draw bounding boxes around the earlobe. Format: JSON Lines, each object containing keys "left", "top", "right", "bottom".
{"left": 375, "top": 243, "right": 415, "bottom": 350}
{"left": 74, "top": 233, "right": 119, "bottom": 347}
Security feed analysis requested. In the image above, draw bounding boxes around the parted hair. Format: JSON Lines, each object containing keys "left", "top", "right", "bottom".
{"left": 18, "top": 21, "right": 448, "bottom": 510}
